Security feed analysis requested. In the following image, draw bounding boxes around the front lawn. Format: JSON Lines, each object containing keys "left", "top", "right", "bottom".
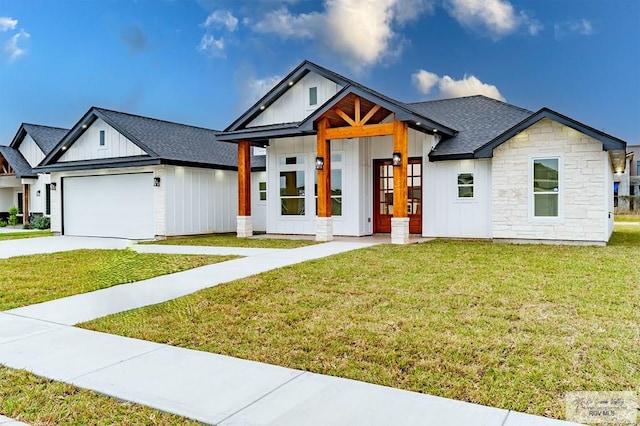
{"left": 0, "top": 250, "right": 235, "bottom": 311}
{"left": 615, "top": 214, "right": 640, "bottom": 222}
{"left": 141, "top": 233, "right": 316, "bottom": 249}
{"left": 83, "top": 226, "right": 640, "bottom": 421}
{"left": 0, "top": 366, "right": 201, "bottom": 425}
{"left": 0, "top": 230, "right": 52, "bottom": 241}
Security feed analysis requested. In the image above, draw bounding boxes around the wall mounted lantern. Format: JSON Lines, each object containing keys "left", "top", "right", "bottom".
{"left": 392, "top": 152, "right": 402, "bottom": 167}
{"left": 315, "top": 156, "right": 325, "bottom": 170}
{"left": 36, "top": 190, "right": 41, "bottom": 197}
{"left": 50, "top": 183, "right": 57, "bottom": 191}
{"left": 154, "top": 177, "right": 161, "bottom": 187}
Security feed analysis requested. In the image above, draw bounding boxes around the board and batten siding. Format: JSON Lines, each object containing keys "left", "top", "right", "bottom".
{"left": 423, "top": 159, "right": 492, "bottom": 238}
{"left": 251, "top": 171, "right": 267, "bottom": 232}
{"left": 491, "top": 118, "right": 610, "bottom": 244}
{"left": 59, "top": 118, "right": 147, "bottom": 162}
{"left": 248, "top": 72, "right": 342, "bottom": 127}
{"left": 164, "top": 165, "right": 237, "bottom": 236}
{"left": 18, "top": 134, "right": 45, "bottom": 167}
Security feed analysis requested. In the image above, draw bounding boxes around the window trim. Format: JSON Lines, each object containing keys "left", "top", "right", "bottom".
{"left": 456, "top": 172, "right": 475, "bottom": 200}
{"left": 529, "top": 154, "right": 564, "bottom": 221}
{"left": 308, "top": 86, "right": 318, "bottom": 107}
{"left": 98, "top": 129, "right": 107, "bottom": 150}
{"left": 278, "top": 154, "right": 307, "bottom": 217}
{"left": 314, "top": 151, "right": 344, "bottom": 217}
{"left": 258, "top": 181, "right": 267, "bottom": 204}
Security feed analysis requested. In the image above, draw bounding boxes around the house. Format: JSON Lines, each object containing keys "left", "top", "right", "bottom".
{"left": 37, "top": 107, "right": 266, "bottom": 239}
{"left": 0, "top": 124, "right": 68, "bottom": 223}
{"left": 614, "top": 143, "right": 640, "bottom": 212}
{"left": 217, "top": 60, "right": 627, "bottom": 245}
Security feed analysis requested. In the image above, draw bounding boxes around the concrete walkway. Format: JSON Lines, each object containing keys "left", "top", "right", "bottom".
{"left": 1, "top": 240, "right": 580, "bottom": 425}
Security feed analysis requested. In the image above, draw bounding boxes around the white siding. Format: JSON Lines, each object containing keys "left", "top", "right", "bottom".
{"left": 59, "top": 118, "right": 147, "bottom": 162}
{"left": 605, "top": 153, "right": 615, "bottom": 238}
{"left": 248, "top": 73, "right": 342, "bottom": 127}
{"left": 0, "top": 188, "right": 12, "bottom": 211}
{"left": 164, "top": 165, "right": 237, "bottom": 235}
{"left": 492, "top": 118, "right": 609, "bottom": 244}
{"left": 18, "top": 134, "right": 45, "bottom": 167}
{"left": 423, "top": 159, "right": 492, "bottom": 238}
{"left": 26, "top": 174, "right": 51, "bottom": 215}
{"left": 252, "top": 171, "right": 267, "bottom": 232}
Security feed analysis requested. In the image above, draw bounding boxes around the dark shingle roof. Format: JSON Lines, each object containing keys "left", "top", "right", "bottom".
{"left": 0, "top": 145, "right": 36, "bottom": 177}
{"left": 21, "top": 124, "right": 68, "bottom": 155}
{"left": 406, "top": 96, "right": 533, "bottom": 158}
{"left": 94, "top": 108, "right": 240, "bottom": 168}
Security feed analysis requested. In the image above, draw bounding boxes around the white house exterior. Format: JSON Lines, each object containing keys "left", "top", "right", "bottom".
{"left": 0, "top": 124, "right": 67, "bottom": 224}
{"left": 218, "top": 61, "right": 627, "bottom": 245}
{"left": 38, "top": 107, "right": 265, "bottom": 239}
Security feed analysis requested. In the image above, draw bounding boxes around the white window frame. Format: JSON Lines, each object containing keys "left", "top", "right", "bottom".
{"left": 529, "top": 154, "right": 564, "bottom": 221}
{"left": 456, "top": 172, "right": 475, "bottom": 200}
{"left": 308, "top": 86, "right": 318, "bottom": 107}
{"left": 258, "top": 181, "right": 267, "bottom": 204}
{"left": 98, "top": 129, "right": 107, "bottom": 150}
{"left": 278, "top": 154, "right": 307, "bottom": 218}
{"left": 314, "top": 151, "right": 344, "bottom": 217}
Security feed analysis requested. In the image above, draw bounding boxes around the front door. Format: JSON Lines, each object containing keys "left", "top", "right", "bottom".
{"left": 374, "top": 158, "right": 422, "bottom": 234}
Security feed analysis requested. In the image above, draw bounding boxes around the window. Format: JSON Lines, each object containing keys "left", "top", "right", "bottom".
{"left": 309, "top": 86, "right": 318, "bottom": 106}
{"left": 17, "top": 192, "right": 23, "bottom": 214}
{"left": 315, "top": 153, "right": 343, "bottom": 216}
{"left": 259, "top": 181, "right": 267, "bottom": 201}
{"left": 457, "top": 173, "right": 474, "bottom": 198}
{"left": 45, "top": 184, "right": 51, "bottom": 215}
{"left": 533, "top": 158, "right": 559, "bottom": 217}
{"left": 99, "top": 130, "right": 105, "bottom": 147}
{"left": 279, "top": 156, "right": 305, "bottom": 215}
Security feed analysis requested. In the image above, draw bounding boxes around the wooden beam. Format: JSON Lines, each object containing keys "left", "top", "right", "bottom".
{"left": 325, "top": 122, "right": 394, "bottom": 139}
{"left": 316, "top": 118, "right": 332, "bottom": 217}
{"left": 360, "top": 104, "right": 380, "bottom": 126}
{"left": 23, "top": 184, "right": 30, "bottom": 223}
{"left": 334, "top": 107, "right": 356, "bottom": 127}
{"left": 238, "top": 140, "right": 251, "bottom": 217}
{"left": 354, "top": 96, "right": 361, "bottom": 125}
{"left": 392, "top": 120, "right": 408, "bottom": 218}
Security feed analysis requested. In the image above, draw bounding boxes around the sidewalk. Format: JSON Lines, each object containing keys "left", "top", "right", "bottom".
{"left": 1, "top": 241, "right": 580, "bottom": 425}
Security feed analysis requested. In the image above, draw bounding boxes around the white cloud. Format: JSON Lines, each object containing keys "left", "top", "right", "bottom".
{"left": 252, "top": 7, "right": 321, "bottom": 39}
{"left": 554, "top": 19, "right": 593, "bottom": 39}
{"left": 203, "top": 10, "right": 239, "bottom": 32}
{"left": 247, "top": 75, "right": 282, "bottom": 102}
{"left": 251, "top": 0, "right": 435, "bottom": 72}
{"left": 412, "top": 69, "right": 439, "bottom": 94}
{"left": 4, "top": 29, "right": 30, "bottom": 61}
{"left": 445, "top": 0, "right": 541, "bottom": 39}
{"left": 0, "top": 16, "right": 18, "bottom": 32}
{"left": 198, "top": 34, "right": 225, "bottom": 58}
{"left": 412, "top": 68, "right": 505, "bottom": 101}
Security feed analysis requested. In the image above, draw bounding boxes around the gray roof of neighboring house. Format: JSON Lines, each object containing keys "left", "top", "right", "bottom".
{"left": 406, "top": 96, "right": 534, "bottom": 159}
{"left": 41, "top": 107, "right": 265, "bottom": 171}
{"left": 18, "top": 124, "right": 68, "bottom": 155}
{"left": 0, "top": 145, "right": 36, "bottom": 178}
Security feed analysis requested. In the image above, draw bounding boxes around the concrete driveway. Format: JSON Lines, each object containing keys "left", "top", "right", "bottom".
{"left": 0, "top": 236, "right": 132, "bottom": 259}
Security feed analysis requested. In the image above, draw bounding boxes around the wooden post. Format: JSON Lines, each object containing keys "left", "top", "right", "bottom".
{"left": 317, "top": 118, "right": 331, "bottom": 218}
{"left": 23, "top": 184, "right": 29, "bottom": 224}
{"left": 392, "top": 120, "right": 408, "bottom": 218}
{"left": 238, "top": 140, "right": 251, "bottom": 217}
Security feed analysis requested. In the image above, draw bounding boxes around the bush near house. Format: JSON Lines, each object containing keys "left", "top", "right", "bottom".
{"left": 29, "top": 215, "right": 51, "bottom": 230}
{"left": 7, "top": 206, "right": 18, "bottom": 228}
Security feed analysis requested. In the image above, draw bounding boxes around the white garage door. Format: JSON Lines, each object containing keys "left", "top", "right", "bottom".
{"left": 63, "top": 173, "right": 155, "bottom": 239}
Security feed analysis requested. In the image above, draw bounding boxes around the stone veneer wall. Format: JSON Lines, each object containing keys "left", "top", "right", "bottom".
{"left": 492, "top": 118, "right": 609, "bottom": 243}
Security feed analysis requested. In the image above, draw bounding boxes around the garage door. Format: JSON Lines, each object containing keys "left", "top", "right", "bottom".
{"left": 63, "top": 173, "right": 154, "bottom": 239}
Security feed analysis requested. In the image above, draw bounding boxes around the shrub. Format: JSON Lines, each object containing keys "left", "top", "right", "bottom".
{"left": 8, "top": 206, "right": 18, "bottom": 227}
{"left": 30, "top": 215, "right": 51, "bottom": 230}
{"left": 0, "top": 220, "right": 6, "bottom": 227}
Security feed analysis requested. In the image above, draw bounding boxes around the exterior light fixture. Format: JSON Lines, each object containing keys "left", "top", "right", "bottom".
{"left": 315, "top": 156, "right": 325, "bottom": 170}
{"left": 154, "top": 177, "right": 161, "bottom": 187}
{"left": 433, "top": 129, "right": 438, "bottom": 133}
{"left": 415, "top": 122, "right": 421, "bottom": 126}
{"left": 392, "top": 152, "right": 402, "bottom": 167}
{"left": 36, "top": 190, "right": 41, "bottom": 197}
{"left": 260, "top": 105, "right": 266, "bottom": 110}
{"left": 61, "top": 146, "right": 67, "bottom": 150}
{"left": 50, "top": 183, "right": 57, "bottom": 191}
{"left": 288, "top": 81, "right": 294, "bottom": 86}
{"left": 82, "top": 124, "right": 87, "bottom": 129}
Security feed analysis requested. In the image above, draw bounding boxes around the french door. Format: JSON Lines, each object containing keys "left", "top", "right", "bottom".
{"left": 373, "top": 158, "right": 422, "bottom": 234}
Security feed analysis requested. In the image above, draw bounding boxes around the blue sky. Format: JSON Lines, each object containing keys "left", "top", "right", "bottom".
{"left": 0, "top": 0, "right": 638, "bottom": 146}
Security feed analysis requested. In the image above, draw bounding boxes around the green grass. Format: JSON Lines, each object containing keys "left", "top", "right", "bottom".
{"left": 0, "top": 366, "right": 202, "bottom": 425}
{"left": 0, "top": 250, "right": 236, "bottom": 311}
{"left": 141, "top": 233, "right": 316, "bottom": 249}
{"left": 83, "top": 226, "right": 640, "bottom": 421}
{"left": 614, "top": 214, "right": 640, "bottom": 223}
{"left": 0, "top": 230, "right": 52, "bottom": 241}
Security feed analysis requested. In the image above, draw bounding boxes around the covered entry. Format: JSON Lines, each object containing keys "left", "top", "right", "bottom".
{"left": 374, "top": 157, "right": 422, "bottom": 234}
{"left": 62, "top": 173, "right": 154, "bottom": 239}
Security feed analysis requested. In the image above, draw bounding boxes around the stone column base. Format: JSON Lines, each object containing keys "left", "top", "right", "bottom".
{"left": 237, "top": 216, "right": 253, "bottom": 238}
{"left": 391, "top": 217, "right": 410, "bottom": 245}
{"left": 315, "top": 216, "right": 334, "bottom": 242}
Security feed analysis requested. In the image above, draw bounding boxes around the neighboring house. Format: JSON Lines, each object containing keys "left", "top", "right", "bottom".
{"left": 0, "top": 124, "right": 68, "bottom": 223}
{"left": 37, "top": 107, "right": 266, "bottom": 239}
{"left": 615, "top": 144, "right": 640, "bottom": 212}
{"left": 217, "top": 60, "right": 627, "bottom": 245}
